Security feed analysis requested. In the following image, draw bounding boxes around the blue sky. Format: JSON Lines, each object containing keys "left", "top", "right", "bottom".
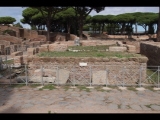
{"left": 0, "top": 7, "right": 159, "bottom": 32}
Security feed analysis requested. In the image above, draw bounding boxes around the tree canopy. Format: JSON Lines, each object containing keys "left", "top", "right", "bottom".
{"left": 0, "top": 16, "right": 16, "bottom": 24}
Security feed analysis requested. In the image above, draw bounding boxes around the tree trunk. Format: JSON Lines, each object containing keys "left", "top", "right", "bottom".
{"left": 67, "top": 22, "right": 71, "bottom": 34}
{"left": 101, "top": 23, "right": 104, "bottom": 34}
{"left": 78, "top": 18, "right": 83, "bottom": 39}
{"left": 46, "top": 20, "right": 50, "bottom": 41}
{"left": 79, "top": 23, "right": 83, "bottom": 39}
{"left": 157, "top": 7, "right": 160, "bottom": 42}
{"left": 99, "top": 23, "right": 101, "bottom": 34}
{"left": 121, "top": 23, "right": 125, "bottom": 35}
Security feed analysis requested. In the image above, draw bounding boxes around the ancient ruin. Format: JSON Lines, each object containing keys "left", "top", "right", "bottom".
{"left": 0, "top": 25, "right": 159, "bottom": 86}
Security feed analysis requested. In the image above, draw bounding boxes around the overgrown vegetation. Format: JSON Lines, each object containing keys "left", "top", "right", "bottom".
{"left": 39, "top": 84, "right": 56, "bottom": 90}
{"left": 127, "top": 87, "right": 138, "bottom": 91}
{"left": 10, "top": 84, "right": 26, "bottom": 88}
{"left": 37, "top": 49, "right": 141, "bottom": 58}
{"left": 29, "top": 84, "right": 41, "bottom": 88}
{"left": 2, "top": 29, "right": 15, "bottom": 35}
{"left": 3, "top": 59, "right": 14, "bottom": 64}
{"left": 95, "top": 86, "right": 105, "bottom": 92}
{"left": 77, "top": 85, "right": 90, "bottom": 92}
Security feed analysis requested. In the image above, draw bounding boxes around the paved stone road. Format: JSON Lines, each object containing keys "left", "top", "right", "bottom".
{"left": 0, "top": 85, "right": 160, "bottom": 113}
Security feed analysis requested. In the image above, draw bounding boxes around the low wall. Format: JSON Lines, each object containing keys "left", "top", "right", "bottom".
{"left": 140, "top": 42, "right": 160, "bottom": 66}
{"left": 123, "top": 41, "right": 140, "bottom": 53}
{"left": 0, "top": 40, "right": 10, "bottom": 46}
{"left": 24, "top": 56, "right": 148, "bottom": 85}
{"left": 58, "top": 40, "right": 118, "bottom": 47}
{"left": 0, "top": 25, "right": 20, "bottom": 37}
{"left": 0, "top": 35, "right": 22, "bottom": 44}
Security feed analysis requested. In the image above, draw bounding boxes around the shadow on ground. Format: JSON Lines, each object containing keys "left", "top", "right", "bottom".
{"left": 0, "top": 85, "right": 21, "bottom": 113}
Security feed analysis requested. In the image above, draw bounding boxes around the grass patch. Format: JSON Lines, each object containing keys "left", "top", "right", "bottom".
{"left": 39, "top": 84, "right": 56, "bottom": 90}
{"left": 48, "top": 110, "right": 51, "bottom": 114}
{"left": 10, "top": 84, "right": 26, "bottom": 88}
{"left": 145, "top": 104, "right": 152, "bottom": 108}
{"left": 3, "top": 59, "right": 14, "bottom": 64}
{"left": 37, "top": 51, "right": 141, "bottom": 58}
{"left": 144, "top": 86, "right": 155, "bottom": 91}
{"left": 95, "top": 86, "right": 105, "bottom": 92}
{"left": 63, "top": 86, "right": 70, "bottom": 91}
{"left": 107, "top": 85, "right": 118, "bottom": 89}
{"left": 29, "top": 84, "right": 41, "bottom": 88}
{"left": 77, "top": 85, "right": 90, "bottom": 92}
{"left": 68, "top": 45, "right": 112, "bottom": 51}
{"left": 118, "top": 104, "right": 121, "bottom": 109}
{"left": 127, "top": 87, "right": 138, "bottom": 91}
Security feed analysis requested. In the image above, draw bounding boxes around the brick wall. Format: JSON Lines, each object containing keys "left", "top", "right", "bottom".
{"left": 140, "top": 42, "right": 160, "bottom": 66}
{"left": 0, "top": 35, "right": 22, "bottom": 44}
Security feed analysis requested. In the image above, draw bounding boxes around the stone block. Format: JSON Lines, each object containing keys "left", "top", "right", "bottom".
{"left": 27, "top": 48, "right": 35, "bottom": 56}
{"left": 29, "top": 68, "right": 69, "bottom": 84}
{"left": 126, "top": 45, "right": 136, "bottom": 53}
{"left": 49, "top": 43, "right": 68, "bottom": 51}
{"left": 92, "top": 70, "right": 106, "bottom": 85}
{"left": 11, "top": 51, "right": 23, "bottom": 58}
{"left": 14, "top": 56, "right": 23, "bottom": 64}
{"left": 109, "top": 46, "right": 127, "bottom": 52}
{"left": 38, "top": 47, "right": 48, "bottom": 53}
{"left": 22, "top": 55, "right": 28, "bottom": 64}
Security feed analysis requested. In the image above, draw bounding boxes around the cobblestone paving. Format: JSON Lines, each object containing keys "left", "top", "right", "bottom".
{"left": 0, "top": 85, "right": 160, "bottom": 113}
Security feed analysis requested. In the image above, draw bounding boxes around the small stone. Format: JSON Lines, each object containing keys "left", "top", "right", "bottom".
{"left": 130, "top": 105, "right": 142, "bottom": 111}
{"left": 107, "top": 103, "right": 118, "bottom": 109}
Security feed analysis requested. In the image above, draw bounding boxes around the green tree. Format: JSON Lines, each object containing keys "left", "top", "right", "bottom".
{"left": 31, "top": 12, "right": 46, "bottom": 30}
{"left": 137, "top": 12, "right": 158, "bottom": 34}
{"left": 56, "top": 7, "right": 76, "bottom": 34}
{"left": 32, "top": 7, "right": 67, "bottom": 41}
{"left": 91, "top": 15, "right": 106, "bottom": 33}
{"left": 0, "top": 16, "right": 16, "bottom": 24}
{"left": 72, "top": 7, "right": 105, "bottom": 39}
{"left": 13, "top": 22, "right": 23, "bottom": 28}
{"left": 21, "top": 7, "right": 39, "bottom": 29}
{"left": 157, "top": 7, "right": 160, "bottom": 42}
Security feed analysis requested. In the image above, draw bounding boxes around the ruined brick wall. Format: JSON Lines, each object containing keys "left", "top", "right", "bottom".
{"left": 37, "top": 30, "right": 77, "bottom": 41}
{"left": 0, "top": 25, "right": 20, "bottom": 37}
{"left": 59, "top": 40, "right": 117, "bottom": 47}
{"left": 140, "top": 42, "right": 160, "bottom": 66}
{"left": 30, "top": 30, "right": 38, "bottom": 39}
{"left": 0, "top": 40, "right": 10, "bottom": 46}
{"left": 122, "top": 41, "right": 140, "bottom": 53}
{"left": 0, "top": 36, "right": 22, "bottom": 44}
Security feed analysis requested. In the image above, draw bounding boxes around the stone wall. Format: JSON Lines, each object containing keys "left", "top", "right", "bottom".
{"left": 19, "top": 29, "right": 46, "bottom": 41}
{"left": 140, "top": 42, "right": 160, "bottom": 66}
{"left": 122, "top": 41, "right": 140, "bottom": 53}
{"left": 0, "top": 25, "right": 20, "bottom": 37}
{"left": 58, "top": 40, "right": 117, "bottom": 47}
{"left": 0, "top": 40, "right": 10, "bottom": 46}
{"left": 25, "top": 56, "right": 148, "bottom": 85}
{"left": 0, "top": 35, "right": 22, "bottom": 44}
